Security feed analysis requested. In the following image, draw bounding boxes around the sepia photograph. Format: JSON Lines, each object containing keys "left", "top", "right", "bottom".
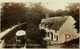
{"left": 0, "top": 0, "right": 80, "bottom": 48}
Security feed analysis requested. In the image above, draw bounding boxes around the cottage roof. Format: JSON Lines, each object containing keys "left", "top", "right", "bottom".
{"left": 41, "top": 16, "right": 69, "bottom": 30}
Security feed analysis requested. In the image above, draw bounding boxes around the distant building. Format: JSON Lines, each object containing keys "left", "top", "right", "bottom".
{"left": 39, "top": 16, "right": 78, "bottom": 44}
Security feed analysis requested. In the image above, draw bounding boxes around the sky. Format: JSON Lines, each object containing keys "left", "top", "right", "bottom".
{"left": 42, "top": 2, "right": 68, "bottom": 11}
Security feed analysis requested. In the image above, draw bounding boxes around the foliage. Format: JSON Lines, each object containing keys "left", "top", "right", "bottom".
{"left": 1, "top": 2, "right": 46, "bottom": 31}
{"left": 26, "top": 28, "right": 46, "bottom": 43}
{"left": 66, "top": 3, "right": 79, "bottom": 31}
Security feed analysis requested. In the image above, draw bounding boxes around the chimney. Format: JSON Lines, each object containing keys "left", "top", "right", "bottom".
{"left": 46, "top": 13, "right": 49, "bottom": 18}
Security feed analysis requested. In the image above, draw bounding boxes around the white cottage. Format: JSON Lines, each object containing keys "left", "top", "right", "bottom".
{"left": 39, "top": 16, "right": 78, "bottom": 44}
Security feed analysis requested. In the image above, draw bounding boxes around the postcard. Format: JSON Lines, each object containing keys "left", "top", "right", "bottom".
{"left": 0, "top": 0, "right": 80, "bottom": 49}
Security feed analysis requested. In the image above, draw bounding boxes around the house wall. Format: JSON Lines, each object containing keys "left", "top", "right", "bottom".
{"left": 58, "top": 16, "right": 78, "bottom": 43}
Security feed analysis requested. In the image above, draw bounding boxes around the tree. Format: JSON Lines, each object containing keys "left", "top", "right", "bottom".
{"left": 26, "top": 27, "right": 46, "bottom": 44}
{"left": 49, "top": 9, "right": 69, "bottom": 17}
{"left": 66, "top": 3, "right": 79, "bottom": 32}
{"left": 25, "top": 2, "right": 52, "bottom": 26}
{"left": 1, "top": 2, "right": 48, "bottom": 31}
{"left": 1, "top": 3, "right": 27, "bottom": 31}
